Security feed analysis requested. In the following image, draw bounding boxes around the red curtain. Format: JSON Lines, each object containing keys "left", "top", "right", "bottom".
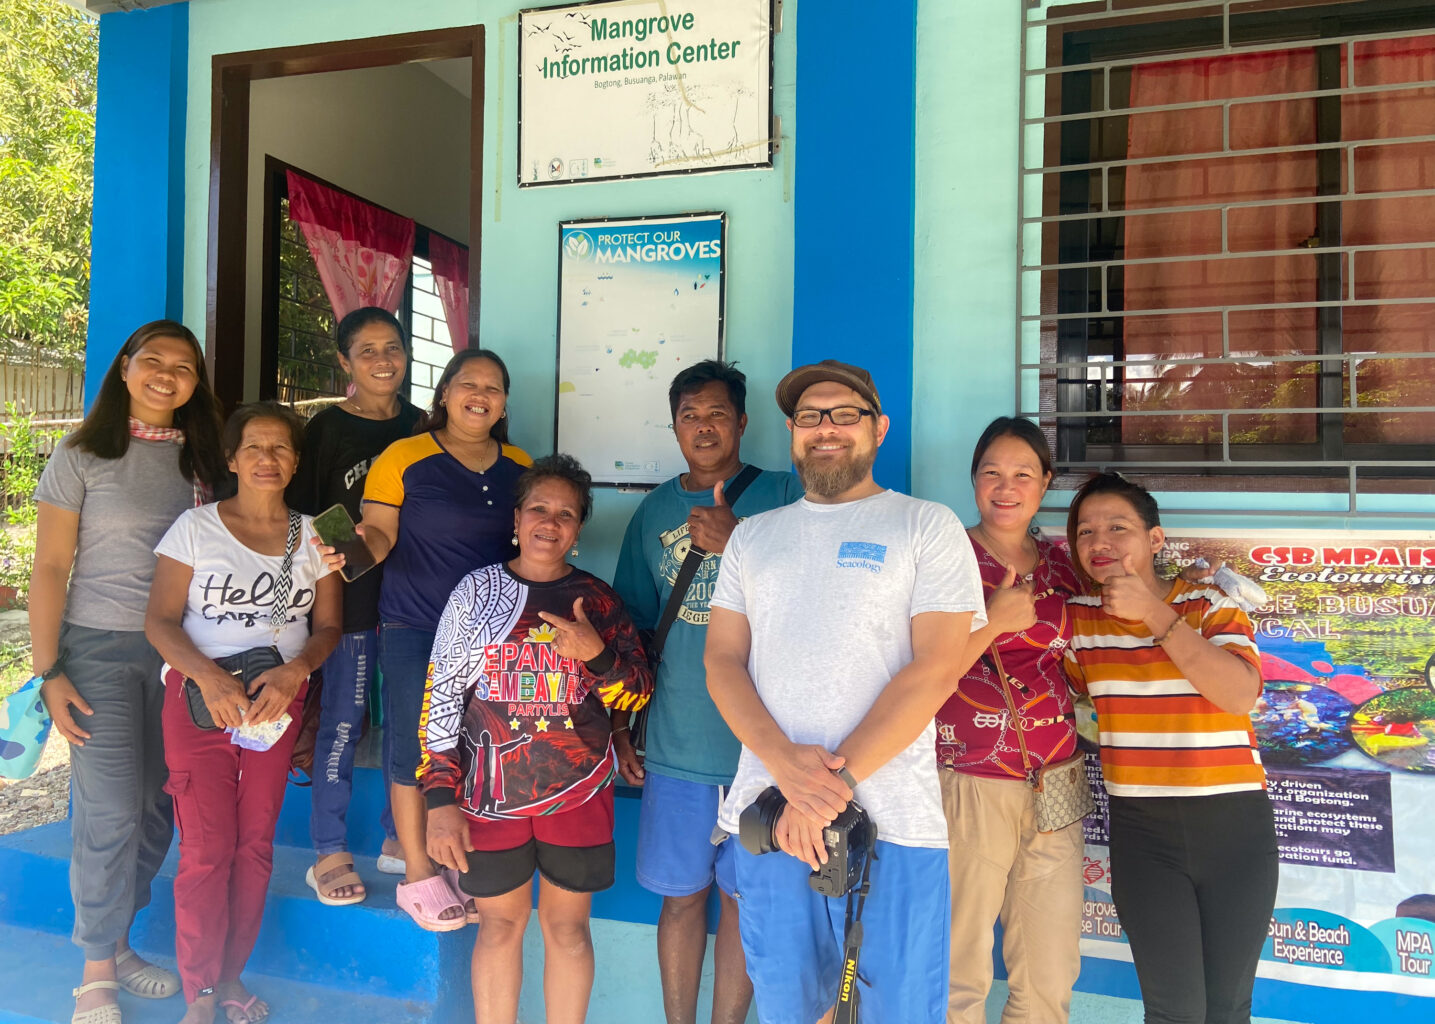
{"left": 1120, "top": 40, "right": 1435, "bottom": 445}
{"left": 428, "top": 233, "right": 471, "bottom": 353}
{"left": 285, "top": 170, "right": 416, "bottom": 320}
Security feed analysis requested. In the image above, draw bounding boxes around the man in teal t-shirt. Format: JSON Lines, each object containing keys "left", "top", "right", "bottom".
{"left": 613, "top": 360, "right": 803, "bottom": 1024}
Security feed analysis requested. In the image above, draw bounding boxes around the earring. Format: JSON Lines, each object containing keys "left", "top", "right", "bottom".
{"left": 512, "top": 532, "right": 519, "bottom": 546}
{"left": 570, "top": 545, "right": 579, "bottom": 558}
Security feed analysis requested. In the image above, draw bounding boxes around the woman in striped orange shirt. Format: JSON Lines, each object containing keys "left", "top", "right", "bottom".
{"left": 1064, "top": 473, "right": 1277, "bottom": 1024}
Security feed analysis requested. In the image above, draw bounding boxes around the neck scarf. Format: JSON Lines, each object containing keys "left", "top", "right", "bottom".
{"left": 128, "top": 416, "right": 185, "bottom": 444}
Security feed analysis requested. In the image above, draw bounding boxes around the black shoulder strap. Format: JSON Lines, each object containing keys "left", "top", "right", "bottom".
{"left": 649, "top": 464, "right": 761, "bottom": 660}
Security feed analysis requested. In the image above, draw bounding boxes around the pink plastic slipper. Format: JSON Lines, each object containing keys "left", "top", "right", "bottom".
{"left": 395, "top": 874, "right": 468, "bottom": 932}
{"left": 442, "top": 867, "right": 481, "bottom": 924}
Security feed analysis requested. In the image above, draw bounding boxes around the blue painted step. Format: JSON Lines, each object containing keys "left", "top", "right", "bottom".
{"left": 0, "top": 821, "right": 473, "bottom": 1007}
{"left": 0, "top": 922, "right": 427, "bottom": 1024}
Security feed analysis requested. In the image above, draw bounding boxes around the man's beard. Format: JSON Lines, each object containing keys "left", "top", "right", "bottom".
{"left": 794, "top": 444, "right": 877, "bottom": 498}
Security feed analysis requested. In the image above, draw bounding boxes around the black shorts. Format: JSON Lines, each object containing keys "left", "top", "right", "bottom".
{"left": 458, "top": 838, "right": 616, "bottom": 898}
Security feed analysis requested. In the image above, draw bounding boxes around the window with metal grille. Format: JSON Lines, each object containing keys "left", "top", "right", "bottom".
{"left": 262, "top": 160, "right": 464, "bottom": 414}
{"left": 1019, "top": 0, "right": 1435, "bottom": 506}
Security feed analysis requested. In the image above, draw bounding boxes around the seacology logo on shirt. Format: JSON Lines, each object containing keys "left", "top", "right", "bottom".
{"left": 836, "top": 541, "right": 887, "bottom": 573}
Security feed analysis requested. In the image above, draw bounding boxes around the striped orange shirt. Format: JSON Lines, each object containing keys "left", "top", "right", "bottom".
{"left": 1064, "top": 578, "right": 1265, "bottom": 797}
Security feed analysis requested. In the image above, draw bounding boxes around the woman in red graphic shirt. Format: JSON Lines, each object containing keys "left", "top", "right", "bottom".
{"left": 420, "top": 453, "right": 652, "bottom": 1024}
{"left": 935, "top": 417, "right": 1086, "bottom": 1024}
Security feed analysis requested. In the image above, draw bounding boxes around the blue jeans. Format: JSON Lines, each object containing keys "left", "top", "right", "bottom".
{"left": 377, "top": 623, "right": 436, "bottom": 788}
{"left": 309, "top": 629, "right": 396, "bottom": 855}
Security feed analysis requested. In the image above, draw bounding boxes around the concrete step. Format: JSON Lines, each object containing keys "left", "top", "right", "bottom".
{"left": 0, "top": 821, "right": 474, "bottom": 1008}
{"left": 0, "top": 922, "right": 429, "bottom": 1024}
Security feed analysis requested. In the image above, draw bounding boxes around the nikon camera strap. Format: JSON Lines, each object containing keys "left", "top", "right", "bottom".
{"left": 833, "top": 840, "right": 878, "bottom": 1024}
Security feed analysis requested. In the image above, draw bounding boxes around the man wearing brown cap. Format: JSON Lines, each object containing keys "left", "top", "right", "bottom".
{"left": 705, "top": 360, "right": 986, "bottom": 1024}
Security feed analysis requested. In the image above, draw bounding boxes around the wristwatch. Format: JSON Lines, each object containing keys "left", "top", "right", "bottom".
{"left": 38, "top": 663, "right": 64, "bottom": 682}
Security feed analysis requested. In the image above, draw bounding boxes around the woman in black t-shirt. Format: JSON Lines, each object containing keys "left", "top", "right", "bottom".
{"left": 286, "top": 307, "right": 421, "bottom": 905}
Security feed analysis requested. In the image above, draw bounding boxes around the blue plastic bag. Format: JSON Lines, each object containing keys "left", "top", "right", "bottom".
{"left": 0, "top": 675, "right": 53, "bottom": 780}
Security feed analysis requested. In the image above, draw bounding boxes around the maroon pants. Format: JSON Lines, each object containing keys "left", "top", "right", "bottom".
{"left": 161, "top": 672, "right": 305, "bottom": 1002}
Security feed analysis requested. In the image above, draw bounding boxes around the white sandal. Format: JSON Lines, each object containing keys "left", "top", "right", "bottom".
{"left": 115, "top": 948, "right": 180, "bottom": 999}
{"left": 71, "top": 980, "right": 123, "bottom": 1024}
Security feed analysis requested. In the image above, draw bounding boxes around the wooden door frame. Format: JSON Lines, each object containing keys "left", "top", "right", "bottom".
{"left": 207, "top": 25, "right": 485, "bottom": 409}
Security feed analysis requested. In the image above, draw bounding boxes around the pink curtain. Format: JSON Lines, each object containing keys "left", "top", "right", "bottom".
{"left": 285, "top": 170, "right": 416, "bottom": 320}
{"left": 429, "top": 233, "right": 471, "bottom": 353}
{"left": 1120, "top": 40, "right": 1435, "bottom": 445}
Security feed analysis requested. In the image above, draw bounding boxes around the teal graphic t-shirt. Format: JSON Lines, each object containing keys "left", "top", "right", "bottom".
{"left": 613, "top": 466, "right": 805, "bottom": 785}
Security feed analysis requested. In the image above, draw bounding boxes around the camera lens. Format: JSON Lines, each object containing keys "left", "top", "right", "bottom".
{"left": 738, "top": 786, "right": 786, "bottom": 855}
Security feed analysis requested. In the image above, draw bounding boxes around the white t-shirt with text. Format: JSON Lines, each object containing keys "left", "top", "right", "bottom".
{"left": 154, "top": 504, "right": 330, "bottom": 662}
{"left": 712, "top": 489, "right": 985, "bottom": 849}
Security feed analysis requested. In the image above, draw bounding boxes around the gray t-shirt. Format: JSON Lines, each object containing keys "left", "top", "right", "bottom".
{"left": 712, "top": 489, "right": 986, "bottom": 849}
{"left": 35, "top": 436, "right": 195, "bottom": 631}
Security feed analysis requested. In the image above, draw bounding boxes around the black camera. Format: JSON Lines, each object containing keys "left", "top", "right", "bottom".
{"left": 738, "top": 786, "right": 875, "bottom": 898}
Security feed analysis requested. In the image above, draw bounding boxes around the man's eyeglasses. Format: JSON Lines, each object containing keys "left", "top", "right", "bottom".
{"left": 791, "top": 406, "right": 876, "bottom": 428}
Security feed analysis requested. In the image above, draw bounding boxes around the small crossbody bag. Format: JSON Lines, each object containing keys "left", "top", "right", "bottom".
{"left": 990, "top": 644, "right": 1095, "bottom": 833}
{"left": 183, "top": 510, "right": 302, "bottom": 731}
{"left": 630, "top": 464, "right": 761, "bottom": 755}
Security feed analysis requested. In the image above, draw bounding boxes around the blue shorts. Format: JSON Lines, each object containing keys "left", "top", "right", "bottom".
{"left": 636, "top": 771, "right": 736, "bottom": 898}
{"left": 731, "top": 839, "right": 949, "bottom": 1024}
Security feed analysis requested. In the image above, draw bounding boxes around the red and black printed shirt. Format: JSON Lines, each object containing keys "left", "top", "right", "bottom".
{"left": 935, "top": 536, "right": 1084, "bottom": 779}
{"left": 418, "top": 563, "right": 652, "bottom": 820}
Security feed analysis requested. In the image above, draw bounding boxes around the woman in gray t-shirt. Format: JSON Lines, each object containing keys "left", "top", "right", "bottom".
{"left": 29, "top": 320, "right": 226, "bottom": 1024}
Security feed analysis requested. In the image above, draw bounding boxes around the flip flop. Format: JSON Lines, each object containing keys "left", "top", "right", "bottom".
{"left": 70, "top": 981, "right": 122, "bottom": 1024}
{"left": 114, "top": 948, "right": 180, "bottom": 999}
{"left": 305, "top": 852, "right": 367, "bottom": 906}
{"left": 442, "top": 867, "right": 482, "bottom": 924}
{"left": 394, "top": 873, "right": 468, "bottom": 932}
{"left": 220, "top": 994, "right": 270, "bottom": 1024}
{"left": 376, "top": 853, "right": 406, "bottom": 875}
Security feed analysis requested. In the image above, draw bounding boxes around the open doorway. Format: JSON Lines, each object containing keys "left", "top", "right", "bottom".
{"left": 207, "top": 27, "right": 484, "bottom": 409}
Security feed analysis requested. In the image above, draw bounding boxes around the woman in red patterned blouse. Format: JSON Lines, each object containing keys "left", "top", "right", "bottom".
{"left": 420, "top": 454, "right": 651, "bottom": 1024}
{"left": 935, "top": 417, "right": 1086, "bottom": 1024}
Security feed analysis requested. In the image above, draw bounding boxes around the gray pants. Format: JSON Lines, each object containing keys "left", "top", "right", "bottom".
{"left": 60, "top": 622, "right": 173, "bottom": 961}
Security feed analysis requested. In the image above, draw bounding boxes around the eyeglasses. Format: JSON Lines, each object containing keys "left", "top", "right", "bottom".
{"left": 791, "top": 406, "right": 875, "bottom": 428}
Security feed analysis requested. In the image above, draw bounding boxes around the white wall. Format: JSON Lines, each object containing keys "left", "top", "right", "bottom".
{"left": 243, "top": 61, "right": 472, "bottom": 398}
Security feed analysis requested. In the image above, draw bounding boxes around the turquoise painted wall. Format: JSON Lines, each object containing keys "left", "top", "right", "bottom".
{"left": 180, "top": 0, "right": 799, "bottom": 581}
{"left": 911, "top": 0, "right": 1021, "bottom": 525}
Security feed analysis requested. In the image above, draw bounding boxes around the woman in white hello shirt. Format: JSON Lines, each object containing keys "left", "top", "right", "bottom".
{"left": 146, "top": 402, "right": 341, "bottom": 1024}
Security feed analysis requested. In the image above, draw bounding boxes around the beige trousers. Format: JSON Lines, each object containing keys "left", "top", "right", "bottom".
{"left": 942, "top": 769, "right": 1085, "bottom": 1024}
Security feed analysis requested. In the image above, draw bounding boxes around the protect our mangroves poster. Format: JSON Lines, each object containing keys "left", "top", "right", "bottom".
{"left": 555, "top": 213, "right": 724, "bottom": 486}
{"left": 1067, "top": 530, "right": 1435, "bottom": 997}
{"left": 518, "top": 0, "right": 774, "bottom": 185}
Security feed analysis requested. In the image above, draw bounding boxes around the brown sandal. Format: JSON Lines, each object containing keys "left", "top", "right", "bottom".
{"left": 305, "top": 852, "right": 367, "bottom": 906}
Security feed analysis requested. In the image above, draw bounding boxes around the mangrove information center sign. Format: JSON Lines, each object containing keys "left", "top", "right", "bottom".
{"left": 518, "top": 0, "right": 774, "bottom": 185}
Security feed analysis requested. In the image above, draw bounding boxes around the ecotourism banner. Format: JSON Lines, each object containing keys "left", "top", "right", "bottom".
{"left": 1069, "top": 530, "right": 1435, "bottom": 996}
{"left": 555, "top": 213, "right": 724, "bottom": 485}
{"left": 518, "top": 0, "right": 773, "bottom": 185}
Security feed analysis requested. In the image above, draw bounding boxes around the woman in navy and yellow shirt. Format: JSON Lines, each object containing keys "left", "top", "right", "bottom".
{"left": 337, "top": 347, "right": 530, "bottom": 931}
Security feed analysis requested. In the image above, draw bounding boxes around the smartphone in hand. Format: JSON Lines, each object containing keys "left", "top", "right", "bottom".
{"left": 312, "top": 503, "right": 378, "bottom": 582}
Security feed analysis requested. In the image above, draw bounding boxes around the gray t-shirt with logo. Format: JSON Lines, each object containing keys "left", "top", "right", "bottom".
{"left": 35, "top": 436, "right": 195, "bottom": 631}
{"left": 712, "top": 489, "right": 986, "bottom": 849}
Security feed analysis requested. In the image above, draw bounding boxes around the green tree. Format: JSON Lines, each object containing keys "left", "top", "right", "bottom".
{"left": 0, "top": 0, "right": 97, "bottom": 372}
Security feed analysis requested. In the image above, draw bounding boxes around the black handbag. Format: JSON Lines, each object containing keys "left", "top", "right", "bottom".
{"left": 631, "top": 465, "right": 761, "bottom": 755}
{"left": 182, "top": 510, "right": 302, "bottom": 731}
{"left": 184, "top": 646, "right": 285, "bottom": 730}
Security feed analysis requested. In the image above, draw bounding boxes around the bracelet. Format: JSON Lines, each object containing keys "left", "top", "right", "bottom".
{"left": 1153, "top": 617, "right": 1182, "bottom": 645}
{"left": 612, "top": 725, "right": 630, "bottom": 735}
